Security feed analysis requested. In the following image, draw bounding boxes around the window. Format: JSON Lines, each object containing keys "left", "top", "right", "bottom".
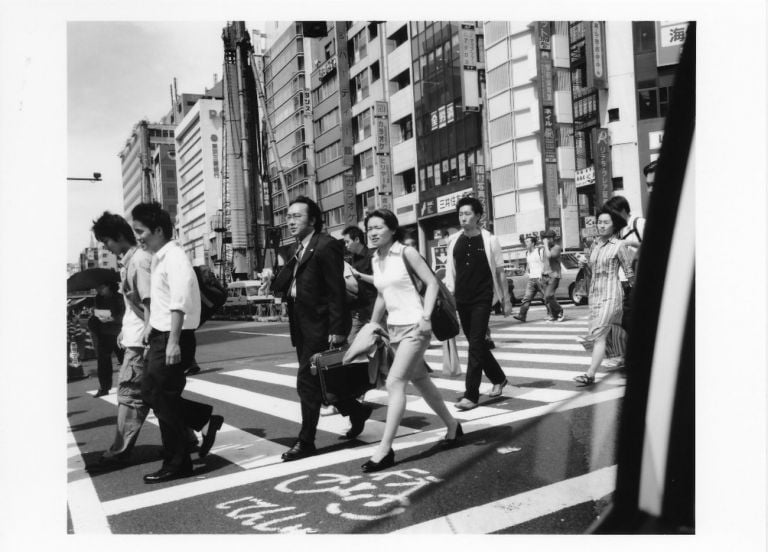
{"left": 313, "top": 108, "right": 340, "bottom": 136}
{"left": 356, "top": 189, "right": 376, "bottom": 218}
{"left": 349, "top": 30, "right": 368, "bottom": 65}
{"left": 612, "top": 176, "right": 624, "bottom": 190}
{"left": 353, "top": 108, "right": 372, "bottom": 143}
{"left": 391, "top": 69, "right": 410, "bottom": 91}
{"left": 370, "top": 61, "right": 380, "bottom": 82}
{"left": 325, "top": 206, "right": 344, "bottom": 227}
{"left": 400, "top": 168, "right": 416, "bottom": 195}
{"left": 393, "top": 115, "right": 413, "bottom": 143}
{"left": 608, "top": 108, "right": 620, "bottom": 122}
{"left": 312, "top": 74, "right": 338, "bottom": 105}
{"left": 368, "top": 22, "right": 378, "bottom": 40}
{"left": 433, "top": 162, "right": 441, "bottom": 187}
{"left": 633, "top": 21, "right": 656, "bottom": 53}
{"left": 318, "top": 173, "right": 345, "bottom": 196}
{"left": 354, "top": 149, "right": 374, "bottom": 181}
{"left": 352, "top": 70, "right": 369, "bottom": 105}
{"left": 391, "top": 25, "right": 408, "bottom": 47}
{"left": 316, "top": 141, "right": 341, "bottom": 166}
{"left": 638, "top": 88, "right": 658, "bottom": 119}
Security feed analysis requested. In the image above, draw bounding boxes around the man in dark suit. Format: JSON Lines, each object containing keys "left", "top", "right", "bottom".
{"left": 274, "top": 196, "right": 372, "bottom": 462}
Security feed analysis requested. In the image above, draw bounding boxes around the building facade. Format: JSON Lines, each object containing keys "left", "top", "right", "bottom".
{"left": 174, "top": 98, "right": 224, "bottom": 267}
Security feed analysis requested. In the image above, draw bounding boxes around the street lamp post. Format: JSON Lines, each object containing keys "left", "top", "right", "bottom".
{"left": 67, "top": 172, "right": 102, "bottom": 182}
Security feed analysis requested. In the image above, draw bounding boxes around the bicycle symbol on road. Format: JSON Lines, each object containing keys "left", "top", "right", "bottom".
{"left": 274, "top": 468, "right": 443, "bottom": 521}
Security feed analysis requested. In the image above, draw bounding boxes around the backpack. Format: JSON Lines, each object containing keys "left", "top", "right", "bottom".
{"left": 194, "top": 266, "right": 228, "bottom": 326}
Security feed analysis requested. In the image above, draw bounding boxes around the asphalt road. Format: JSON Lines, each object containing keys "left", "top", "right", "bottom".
{"left": 67, "top": 303, "right": 625, "bottom": 534}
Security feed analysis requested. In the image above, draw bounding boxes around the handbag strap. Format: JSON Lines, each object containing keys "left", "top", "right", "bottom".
{"left": 399, "top": 246, "right": 426, "bottom": 298}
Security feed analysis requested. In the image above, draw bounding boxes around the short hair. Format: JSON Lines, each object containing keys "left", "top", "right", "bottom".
{"left": 520, "top": 233, "right": 538, "bottom": 246}
{"left": 364, "top": 209, "right": 404, "bottom": 243}
{"left": 456, "top": 196, "right": 483, "bottom": 217}
{"left": 643, "top": 159, "right": 658, "bottom": 177}
{"left": 131, "top": 202, "right": 173, "bottom": 240}
{"left": 604, "top": 195, "right": 631, "bottom": 214}
{"left": 289, "top": 195, "right": 323, "bottom": 233}
{"left": 92, "top": 211, "right": 137, "bottom": 246}
{"left": 402, "top": 229, "right": 417, "bottom": 242}
{"left": 597, "top": 205, "right": 628, "bottom": 233}
{"left": 342, "top": 225, "right": 366, "bottom": 245}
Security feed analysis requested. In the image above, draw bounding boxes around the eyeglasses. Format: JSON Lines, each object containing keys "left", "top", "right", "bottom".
{"left": 285, "top": 214, "right": 307, "bottom": 221}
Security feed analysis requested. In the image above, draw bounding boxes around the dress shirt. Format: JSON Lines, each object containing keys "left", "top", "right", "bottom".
{"left": 149, "top": 240, "right": 201, "bottom": 331}
{"left": 289, "top": 231, "right": 314, "bottom": 298}
{"left": 119, "top": 246, "right": 152, "bottom": 347}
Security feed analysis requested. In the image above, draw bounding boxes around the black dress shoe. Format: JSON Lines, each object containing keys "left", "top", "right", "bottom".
{"left": 345, "top": 404, "right": 373, "bottom": 439}
{"left": 281, "top": 440, "right": 316, "bottom": 462}
{"left": 199, "top": 414, "right": 224, "bottom": 458}
{"left": 94, "top": 389, "right": 109, "bottom": 398}
{"left": 362, "top": 449, "right": 395, "bottom": 473}
{"left": 143, "top": 463, "right": 193, "bottom": 484}
{"left": 439, "top": 423, "right": 464, "bottom": 449}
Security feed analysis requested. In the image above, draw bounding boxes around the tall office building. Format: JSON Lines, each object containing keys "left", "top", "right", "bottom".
{"left": 175, "top": 96, "right": 224, "bottom": 267}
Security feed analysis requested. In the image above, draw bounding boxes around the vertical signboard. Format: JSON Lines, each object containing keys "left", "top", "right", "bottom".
{"left": 542, "top": 107, "right": 557, "bottom": 163}
{"left": 472, "top": 164, "right": 488, "bottom": 216}
{"left": 374, "top": 100, "right": 392, "bottom": 210}
{"left": 459, "top": 23, "right": 479, "bottom": 112}
{"left": 656, "top": 21, "right": 688, "bottom": 67}
{"left": 343, "top": 171, "right": 357, "bottom": 225}
{"left": 585, "top": 21, "right": 608, "bottom": 90}
{"left": 335, "top": 22, "right": 354, "bottom": 167}
{"left": 544, "top": 163, "right": 559, "bottom": 217}
{"left": 592, "top": 128, "right": 613, "bottom": 207}
{"left": 536, "top": 21, "right": 560, "bottom": 228}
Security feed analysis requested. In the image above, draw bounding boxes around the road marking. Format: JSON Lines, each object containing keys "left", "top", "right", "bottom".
{"left": 99, "top": 385, "right": 624, "bottom": 516}
{"left": 431, "top": 340, "right": 584, "bottom": 351}
{"left": 229, "top": 331, "right": 291, "bottom": 337}
{"left": 424, "top": 348, "right": 591, "bottom": 366}
{"left": 424, "top": 362, "right": 621, "bottom": 385}
{"left": 479, "top": 332, "right": 585, "bottom": 341}
{"left": 91, "top": 393, "right": 287, "bottom": 469}
{"left": 182, "top": 379, "right": 411, "bottom": 444}
{"left": 424, "top": 377, "right": 581, "bottom": 403}
{"left": 394, "top": 465, "right": 617, "bottom": 533}
{"left": 492, "top": 326, "right": 585, "bottom": 334}
{"left": 67, "top": 420, "right": 111, "bottom": 534}
{"left": 223, "top": 369, "right": 511, "bottom": 421}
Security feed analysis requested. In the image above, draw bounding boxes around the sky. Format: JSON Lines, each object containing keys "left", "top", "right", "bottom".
{"left": 67, "top": 21, "right": 241, "bottom": 263}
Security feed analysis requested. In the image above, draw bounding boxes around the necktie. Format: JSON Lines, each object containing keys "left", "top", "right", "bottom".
{"left": 290, "top": 242, "right": 304, "bottom": 298}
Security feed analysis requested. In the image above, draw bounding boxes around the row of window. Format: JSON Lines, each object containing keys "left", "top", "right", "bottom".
{"left": 312, "top": 74, "right": 338, "bottom": 106}
{"left": 418, "top": 148, "right": 483, "bottom": 192}
{"left": 313, "top": 108, "right": 340, "bottom": 137}
{"left": 351, "top": 61, "right": 381, "bottom": 105}
{"left": 348, "top": 23, "right": 379, "bottom": 66}
{"left": 316, "top": 140, "right": 342, "bottom": 167}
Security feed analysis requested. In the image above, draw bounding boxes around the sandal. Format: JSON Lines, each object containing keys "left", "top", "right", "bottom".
{"left": 573, "top": 373, "right": 595, "bottom": 386}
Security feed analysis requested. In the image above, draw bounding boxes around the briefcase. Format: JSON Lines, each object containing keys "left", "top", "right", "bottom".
{"left": 310, "top": 346, "right": 374, "bottom": 406}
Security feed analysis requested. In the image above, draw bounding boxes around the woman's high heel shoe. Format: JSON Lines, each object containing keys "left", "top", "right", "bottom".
{"left": 361, "top": 449, "right": 395, "bottom": 473}
{"left": 439, "top": 422, "right": 463, "bottom": 449}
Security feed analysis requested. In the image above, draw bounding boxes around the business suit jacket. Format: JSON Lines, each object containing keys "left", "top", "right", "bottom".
{"left": 287, "top": 232, "right": 349, "bottom": 353}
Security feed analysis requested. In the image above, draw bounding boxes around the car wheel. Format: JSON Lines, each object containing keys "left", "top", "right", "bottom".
{"left": 569, "top": 283, "right": 587, "bottom": 305}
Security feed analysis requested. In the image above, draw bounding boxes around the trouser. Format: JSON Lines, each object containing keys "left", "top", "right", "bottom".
{"left": 295, "top": 336, "right": 367, "bottom": 445}
{"left": 96, "top": 333, "right": 124, "bottom": 391}
{"left": 347, "top": 312, "right": 369, "bottom": 346}
{"left": 104, "top": 347, "right": 150, "bottom": 459}
{"left": 142, "top": 329, "right": 212, "bottom": 469}
{"left": 518, "top": 276, "right": 563, "bottom": 319}
{"left": 457, "top": 300, "right": 507, "bottom": 403}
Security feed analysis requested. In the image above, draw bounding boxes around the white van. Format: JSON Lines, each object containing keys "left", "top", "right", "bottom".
{"left": 225, "top": 279, "right": 265, "bottom": 307}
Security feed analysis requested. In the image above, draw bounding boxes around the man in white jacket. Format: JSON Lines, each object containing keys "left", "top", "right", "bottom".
{"left": 444, "top": 197, "right": 512, "bottom": 410}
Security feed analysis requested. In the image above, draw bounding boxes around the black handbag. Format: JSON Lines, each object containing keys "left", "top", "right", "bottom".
{"left": 400, "top": 247, "right": 460, "bottom": 342}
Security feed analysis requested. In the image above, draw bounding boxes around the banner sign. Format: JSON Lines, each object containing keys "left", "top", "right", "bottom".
{"left": 544, "top": 163, "right": 559, "bottom": 217}
{"left": 417, "top": 187, "right": 473, "bottom": 219}
{"left": 336, "top": 22, "right": 354, "bottom": 167}
{"left": 343, "top": 171, "right": 357, "bottom": 225}
{"left": 575, "top": 165, "right": 595, "bottom": 188}
{"left": 586, "top": 21, "right": 608, "bottom": 89}
{"left": 460, "top": 22, "right": 479, "bottom": 112}
{"left": 538, "top": 21, "right": 551, "bottom": 50}
{"left": 593, "top": 128, "right": 613, "bottom": 207}
{"left": 543, "top": 107, "right": 557, "bottom": 163}
{"left": 472, "top": 164, "right": 488, "bottom": 216}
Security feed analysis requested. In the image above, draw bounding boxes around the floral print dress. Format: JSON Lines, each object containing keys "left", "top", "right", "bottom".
{"left": 580, "top": 237, "right": 635, "bottom": 358}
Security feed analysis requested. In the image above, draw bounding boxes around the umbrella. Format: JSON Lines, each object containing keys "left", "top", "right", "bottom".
{"left": 67, "top": 268, "right": 120, "bottom": 293}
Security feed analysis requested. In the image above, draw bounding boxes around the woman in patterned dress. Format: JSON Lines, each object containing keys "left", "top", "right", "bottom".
{"left": 574, "top": 207, "right": 635, "bottom": 386}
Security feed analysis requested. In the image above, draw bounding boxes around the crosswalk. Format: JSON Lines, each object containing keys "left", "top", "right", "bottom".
{"left": 68, "top": 308, "right": 626, "bottom": 533}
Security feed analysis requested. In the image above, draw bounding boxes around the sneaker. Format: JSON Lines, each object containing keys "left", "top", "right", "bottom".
{"left": 556, "top": 311, "right": 566, "bottom": 322}
{"left": 454, "top": 398, "right": 478, "bottom": 411}
{"left": 546, "top": 317, "right": 557, "bottom": 323}
{"left": 512, "top": 315, "right": 526, "bottom": 323}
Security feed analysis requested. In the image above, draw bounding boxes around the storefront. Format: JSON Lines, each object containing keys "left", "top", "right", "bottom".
{"left": 416, "top": 186, "right": 474, "bottom": 269}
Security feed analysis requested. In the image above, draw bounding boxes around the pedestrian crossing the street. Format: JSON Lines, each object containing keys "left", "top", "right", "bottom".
{"left": 68, "top": 309, "right": 625, "bottom": 534}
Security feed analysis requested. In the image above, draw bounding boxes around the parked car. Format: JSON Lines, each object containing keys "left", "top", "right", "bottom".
{"left": 224, "top": 279, "right": 267, "bottom": 308}
{"left": 506, "top": 252, "right": 588, "bottom": 305}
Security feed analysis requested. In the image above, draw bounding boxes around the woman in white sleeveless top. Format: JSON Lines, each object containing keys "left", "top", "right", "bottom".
{"left": 361, "top": 209, "right": 461, "bottom": 472}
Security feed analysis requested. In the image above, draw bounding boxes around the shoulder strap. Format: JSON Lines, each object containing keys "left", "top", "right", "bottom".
{"left": 633, "top": 217, "right": 642, "bottom": 243}
{"left": 400, "top": 246, "right": 425, "bottom": 297}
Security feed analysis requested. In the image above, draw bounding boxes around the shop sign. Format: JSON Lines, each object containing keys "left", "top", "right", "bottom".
{"left": 538, "top": 21, "right": 551, "bottom": 50}
{"left": 459, "top": 22, "right": 479, "bottom": 112}
{"left": 649, "top": 130, "right": 664, "bottom": 150}
{"left": 656, "top": 21, "right": 688, "bottom": 67}
{"left": 459, "top": 23, "right": 477, "bottom": 69}
{"left": 544, "top": 163, "right": 559, "bottom": 218}
{"left": 586, "top": 21, "right": 608, "bottom": 89}
{"left": 432, "top": 245, "right": 449, "bottom": 272}
{"left": 593, "top": 128, "right": 613, "bottom": 207}
{"left": 377, "top": 154, "right": 392, "bottom": 204}
{"left": 542, "top": 107, "right": 557, "bottom": 163}
{"left": 584, "top": 215, "right": 597, "bottom": 237}
{"left": 375, "top": 117, "right": 390, "bottom": 154}
{"left": 417, "top": 188, "right": 473, "bottom": 219}
{"left": 547, "top": 219, "right": 561, "bottom": 239}
{"left": 318, "top": 56, "right": 337, "bottom": 80}
{"left": 575, "top": 165, "right": 595, "bottom": 188}
{"left": 343, "top": 172, "right": 357, "bottom": 225}
{"left": 418, "top": 198, "right": 437, "bottom": 218}
{"left": 472, "top": 164, "right": 487, "bottom": 215}
{"left": 540, "top": 51, "right": 553, "bottom": 107}
{"left": 336, "top": 24, "right": 354, "bottom": 168}
{"left": 374, "top": 101, "right": 388, "bottom": 118}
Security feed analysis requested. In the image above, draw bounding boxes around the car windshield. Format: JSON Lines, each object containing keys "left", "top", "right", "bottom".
{"left": 560, "top": 253, "right": 581, "bottom": 269}
{"left": 246, "top": 286, "right": 260, "bottom": 295}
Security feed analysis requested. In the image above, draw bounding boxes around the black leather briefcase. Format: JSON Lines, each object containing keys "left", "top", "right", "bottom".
{"left": 310, "top": 346, "right": 373, "bottom": 406}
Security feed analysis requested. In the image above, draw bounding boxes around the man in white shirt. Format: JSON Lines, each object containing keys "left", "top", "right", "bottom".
{"left": 131, "top": 202, "right": 223, "bottom": 483}
{"left": 513, "top": 235, "right": 548, "bottom": 322}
